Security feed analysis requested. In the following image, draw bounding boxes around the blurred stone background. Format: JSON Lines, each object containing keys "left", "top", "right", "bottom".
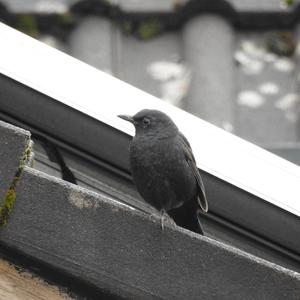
{"left": 1, "top": 0, "right": 300, "bottom": 163}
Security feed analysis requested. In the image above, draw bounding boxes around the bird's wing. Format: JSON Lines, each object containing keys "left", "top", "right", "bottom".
{"left": 178, "top": 132, "right": 208, "bottom": 213}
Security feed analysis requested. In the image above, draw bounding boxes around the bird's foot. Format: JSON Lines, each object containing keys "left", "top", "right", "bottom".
{"left": 149, "top": 211, "right": 174, "bottom": 230}
{"left": 160, "top": 211, "right": 165, "bottom": 231}
{"left": 160, "top": 210, "right": 173, "bottom": 231}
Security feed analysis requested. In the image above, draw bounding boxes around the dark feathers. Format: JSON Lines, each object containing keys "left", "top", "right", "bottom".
{"left": 118, "top": 109, "right": 208, "bottom": 235}
{"left": 178, "top": 132, "right": 208, "bottom": 213}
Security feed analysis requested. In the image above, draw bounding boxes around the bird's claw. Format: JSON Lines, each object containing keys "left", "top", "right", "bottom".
{"left": 160, "top": 214, "right": 164, "bottom": 231}
{"left": 149, "top": 211, "right": 174, "bottom": 231}
{"left": 160, "top": 210, "right": 171, "bottom": 231}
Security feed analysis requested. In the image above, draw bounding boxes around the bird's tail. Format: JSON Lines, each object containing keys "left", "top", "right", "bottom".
{"left": 168, "top": 199, "right": 204, "bottom": 235}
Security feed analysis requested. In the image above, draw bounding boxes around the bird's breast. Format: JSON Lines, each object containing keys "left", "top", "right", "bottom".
{"left": 129, "top": 136, "right": 196, "bottom": 211}
{"left": 130, "top": 137, "right": 179, "bottom": 173}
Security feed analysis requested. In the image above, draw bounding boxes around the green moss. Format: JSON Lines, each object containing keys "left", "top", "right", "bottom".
{"left": 0, "top": 189, "right": 16, "bottom": 227}
{"left": 23, "top": 141, "right": 33, "bottom": 166}
{"left": 282, "top": 0, "right": 294, "bottom": 6}
{"left": 122, "top": 20, "right": 133, "bottom": 35}
{"left": 0, "top": 139, "right": 32, "bottom": 227}
{"left": 266, "top": 32, "right": 296, "bottom": 57}
{"left": 16, "top": 15, "right": 38, "bottom": 37}
{"left": 137, "top": 19, "right": 163, "bottom": 40}
{"left": 60, "top": 11, "right": 75, "bottom": 24}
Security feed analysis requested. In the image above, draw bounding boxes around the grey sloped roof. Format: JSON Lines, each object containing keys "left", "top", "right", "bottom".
{"left": 0, "top": 120, "right": 299, "bottom": 299}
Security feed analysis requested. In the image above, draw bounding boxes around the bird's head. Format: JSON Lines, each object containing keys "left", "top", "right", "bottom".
{"left": 118, "top": 109, "right": 178, "bottom": 138}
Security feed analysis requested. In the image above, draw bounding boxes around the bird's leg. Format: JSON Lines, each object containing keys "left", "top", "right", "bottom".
{"left": 160, "top": 209, "right": 166, "bottom": 231}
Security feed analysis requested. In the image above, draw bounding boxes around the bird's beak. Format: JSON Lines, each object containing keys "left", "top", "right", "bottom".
{"left": 118, "top": 114, "right": 135, "bottom": 124}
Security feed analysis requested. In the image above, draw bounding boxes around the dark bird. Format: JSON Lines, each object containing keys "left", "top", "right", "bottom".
{"left": 118, "top": 109, "right": 208, "bottom": 235}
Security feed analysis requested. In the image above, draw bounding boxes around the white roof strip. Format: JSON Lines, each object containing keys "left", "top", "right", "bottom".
{"left": 0, "top": 22, "right": 300, "bottom": 217}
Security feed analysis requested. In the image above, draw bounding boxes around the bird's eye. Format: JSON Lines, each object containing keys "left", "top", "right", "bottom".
{"left": 142, "top": 118, "right": 151, "bottom": 126}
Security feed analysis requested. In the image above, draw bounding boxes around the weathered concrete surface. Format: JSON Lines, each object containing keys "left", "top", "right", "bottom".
{"left": 0, "top": 167, "right": 299, "bottom": 299}
{"left": 0, "top": 120, "right": 30, "bottom": 203}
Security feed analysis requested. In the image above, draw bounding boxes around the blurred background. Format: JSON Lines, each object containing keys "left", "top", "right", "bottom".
{"left": 1, "top": 0, "right": 300, "bottom": 165}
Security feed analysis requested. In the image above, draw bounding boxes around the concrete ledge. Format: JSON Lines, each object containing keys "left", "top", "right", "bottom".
{"left": 0, "top": 167, "right": 299, "bottom": 299}
{"left": 0, "top": 120, "right": 30, "bottom": 203}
